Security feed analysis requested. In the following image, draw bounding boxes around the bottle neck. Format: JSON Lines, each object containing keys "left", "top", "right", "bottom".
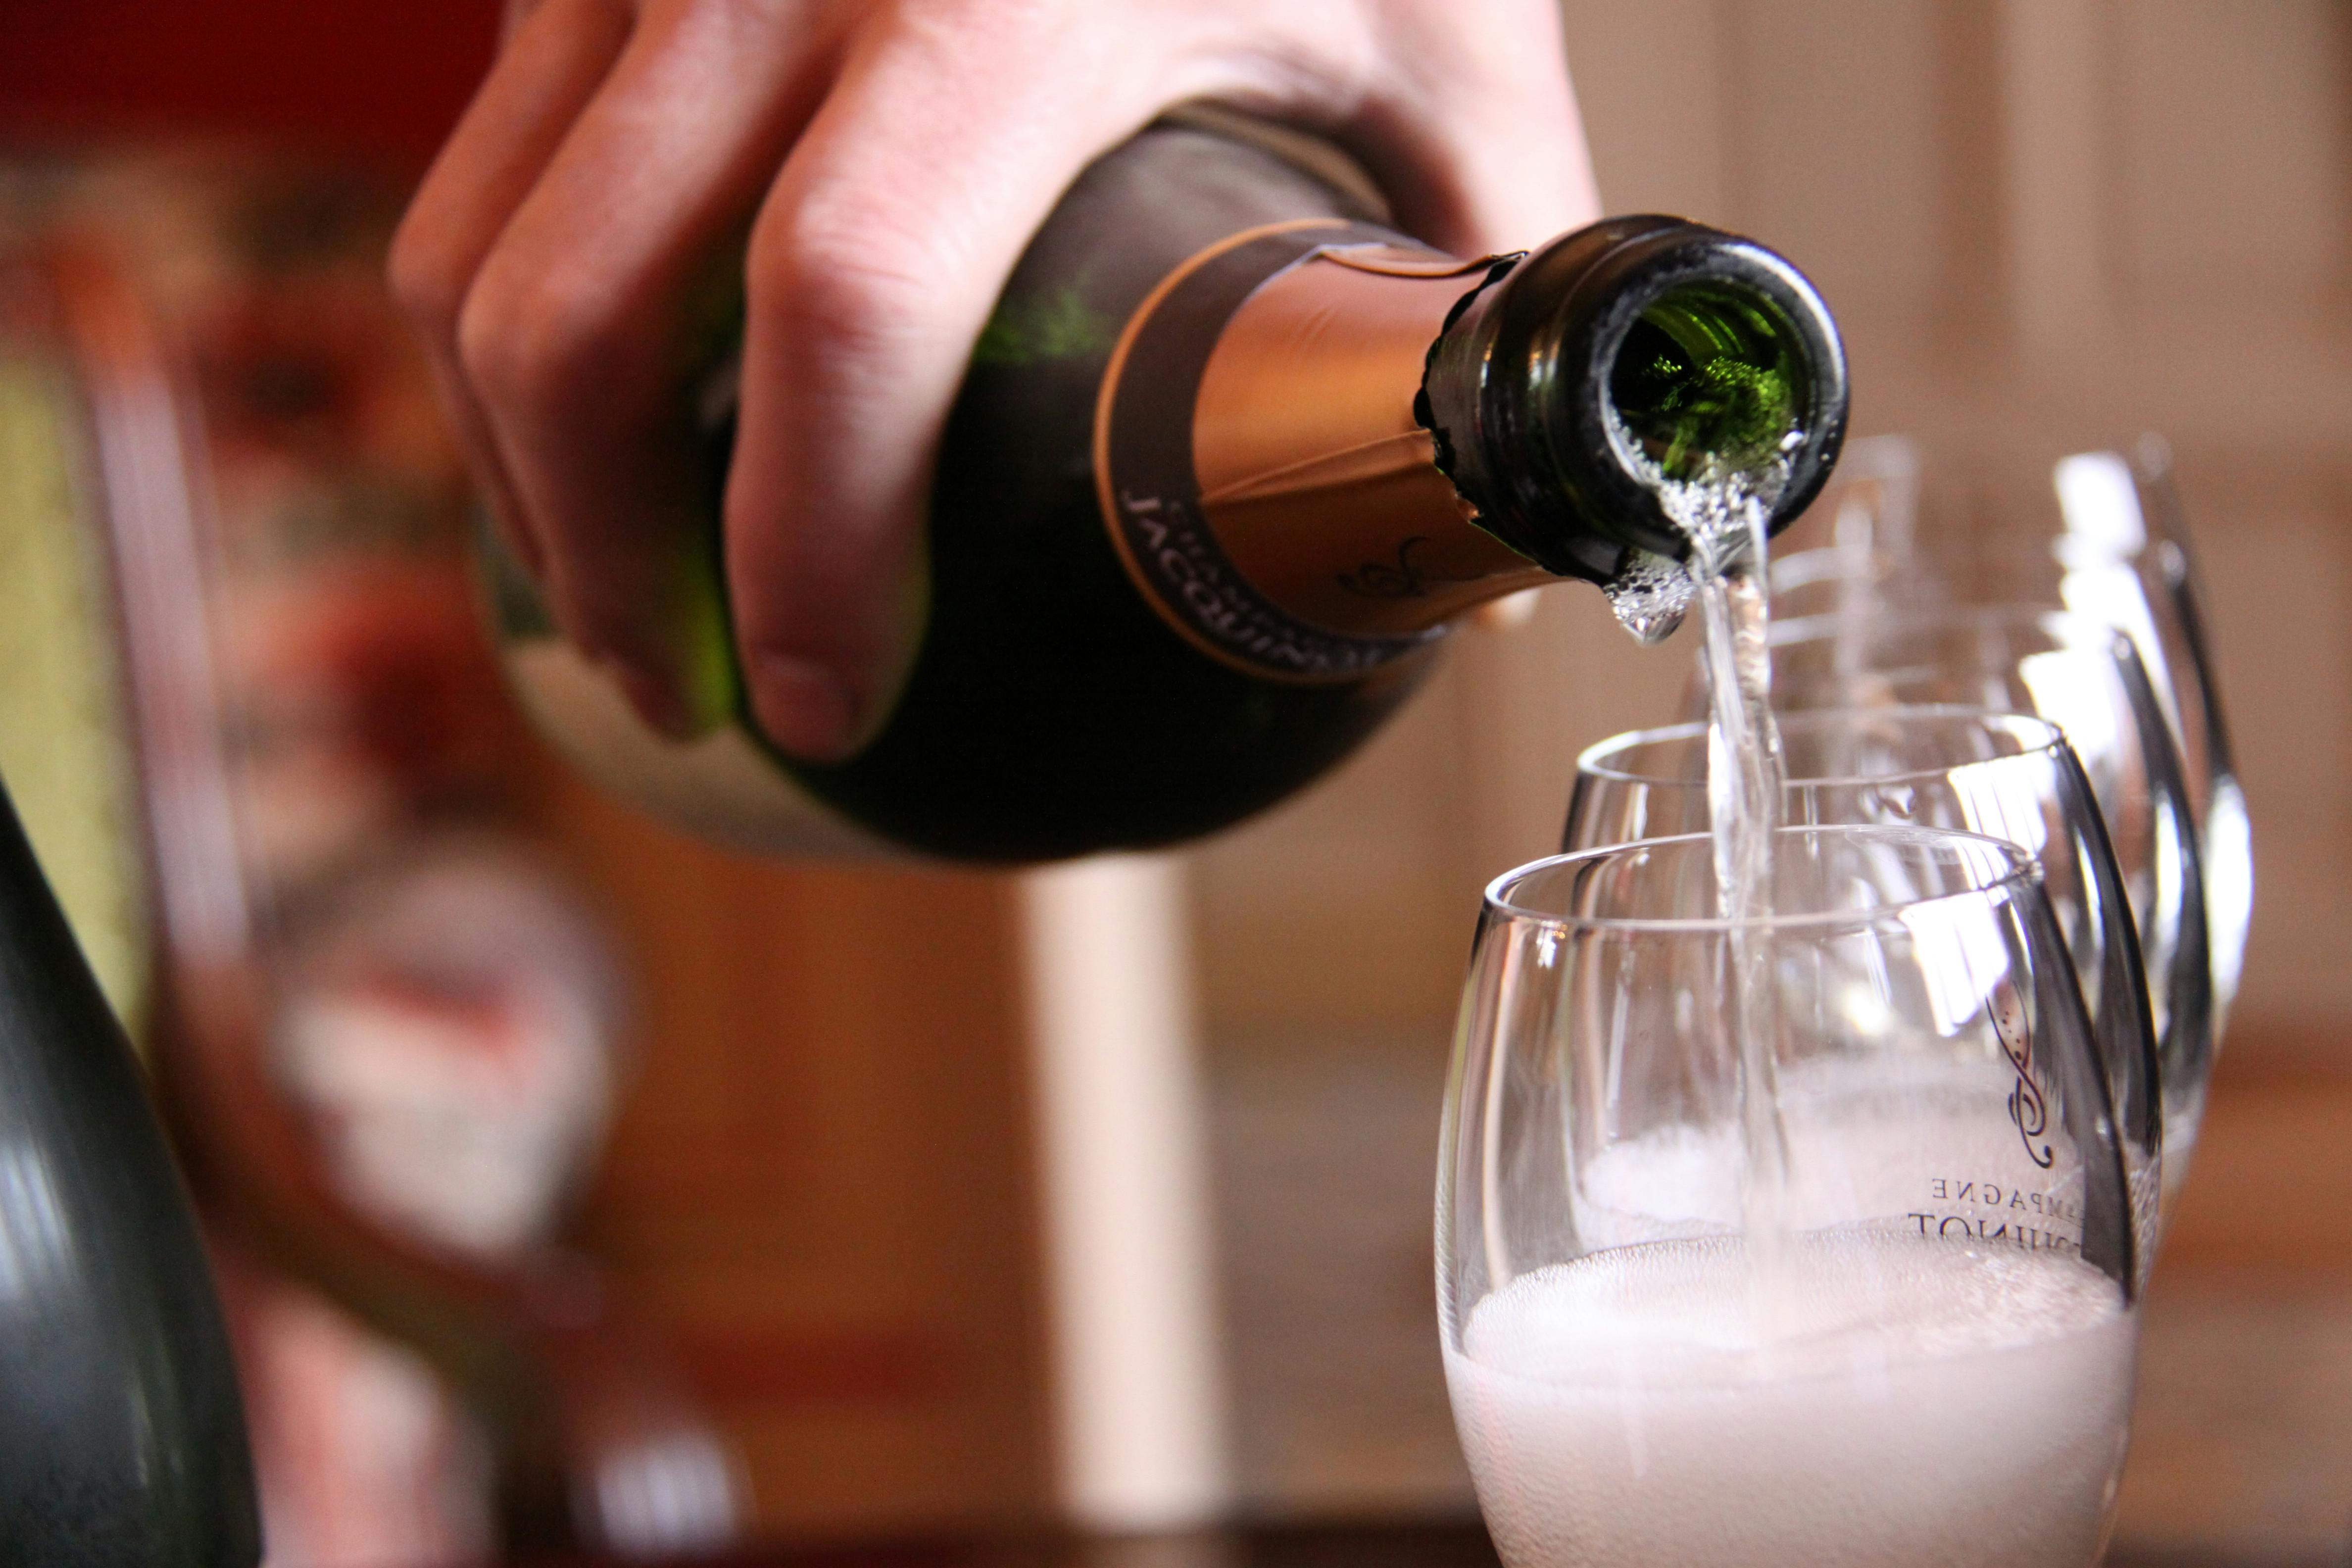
{"left": 1093, "top": 214, "right": 1847, "bottom": 682}
{"left": 1422, "top": 216, "right": 1849, "bottom": 578}
{"left": 1094, "top": 222, "right": 1553, "bottom": 684}
{"left": 1188, "top": 244, "right": 1553, "bottom": 638}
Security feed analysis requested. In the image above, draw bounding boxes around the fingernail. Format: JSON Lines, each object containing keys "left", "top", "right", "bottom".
{"left": 610, "top": 662, "right": 696, "bottom": 741}
{"left": 750, "top": 653, "right": 858, "bottom": 762}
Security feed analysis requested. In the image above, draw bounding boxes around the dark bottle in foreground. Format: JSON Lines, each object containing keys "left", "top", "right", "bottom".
{"left": 0, "top": 775, "right": 259, "bottom": 1565}
{"left": 485, "top": 119, "right": 1847, "bottom": 861}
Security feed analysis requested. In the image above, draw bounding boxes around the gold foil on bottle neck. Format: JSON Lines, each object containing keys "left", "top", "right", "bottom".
{"left": 1191, "top": 246, "right": 1553, "bottom": 638}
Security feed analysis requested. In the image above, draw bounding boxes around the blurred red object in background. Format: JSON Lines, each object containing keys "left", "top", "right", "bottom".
{"left": 1, "top": 7, "right": 1059, "bottom": 1547}
{"left": 0, "top": 0, "right": 495, "bottom": 165}
{"left": 7, "top": 147, "right": 747, "bottom": 1558}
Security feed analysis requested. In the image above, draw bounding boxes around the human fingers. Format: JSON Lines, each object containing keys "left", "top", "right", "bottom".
{"left": 389, "top": 0, "right": 635, "bottom": 582}
{"left": 724, "top": 0, "right": 1593, "bottom": 759}
{"left": 453, "top": 0, "right": 857, "bottom": 736}
{"left": 1373, "top": 0, "right": 1609, "bottom": 245}
{"left": 727, "top": 1, "right": 1204, "bottom": 757}
{"left": 1279, "top": 0, "right": 1600, "bottom": 254}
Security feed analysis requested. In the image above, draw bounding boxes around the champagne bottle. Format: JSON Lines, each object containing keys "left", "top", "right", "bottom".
{"left": 485, "top": 118, "right": 1847, "bottom": 861}
{"left": 0, "top": 774, "right": 259, "bottom": 1564}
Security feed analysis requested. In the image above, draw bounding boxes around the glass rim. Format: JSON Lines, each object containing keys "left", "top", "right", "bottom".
{"left": 1575, "top": 705, "right": 2070, "bottom": 790}
{"left": 1767, "top": 541, "right": 1899, "bottom": 589}
{"left": 1483, "top": 823, "right": 2040, "bottom": 935}
{"left": 1767, "top": 600, "right": 2127, "bottom": 651}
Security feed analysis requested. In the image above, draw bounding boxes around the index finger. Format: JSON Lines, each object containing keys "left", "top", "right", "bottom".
{"left": 726, "top": 4, "right": 1181, "bottom": 759}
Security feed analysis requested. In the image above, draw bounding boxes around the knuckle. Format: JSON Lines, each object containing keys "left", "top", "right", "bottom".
{"left": 746, "top": 199, "right": 937, "bottom": 366}
{"left": 898, "top": 0, "right": 1079, "bottom": 52}
{"left": 454, "top": 256, "right": 631, "bottom": 422}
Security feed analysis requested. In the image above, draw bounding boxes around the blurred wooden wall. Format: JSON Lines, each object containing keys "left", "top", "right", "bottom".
{"left": 15, "top": 0, "right": 2352, "bottom": 1545}
{"left": 0, "top": 0, "right": 1059, "bottom": 1534}
{"left": 1193, "top": 2, "right": 2352, "bottom": 1544}
{"left": 1195, "top": 0, "right": 2352, "bottom": 1082}
{"left": 528, "top": 763, "right": 1053, "bottom": 1533}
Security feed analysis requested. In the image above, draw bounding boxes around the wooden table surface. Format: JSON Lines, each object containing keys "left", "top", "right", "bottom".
{"left": 517, "top": 1515, "right": 2345, "bottom": 1568}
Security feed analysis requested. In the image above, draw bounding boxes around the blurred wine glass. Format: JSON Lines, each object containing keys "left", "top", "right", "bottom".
{"left": 1565, "top": 708, "right": 2162, "bottom": 1262}
{"left": 1440, "top": 825, "right": 2138, "bottom": 1568}
{"left": 1771, "top": 437, "right": 2250, "bottom": 1038}
{"left": 1746, "top": 607, "right": 2212, "bottom": 1210}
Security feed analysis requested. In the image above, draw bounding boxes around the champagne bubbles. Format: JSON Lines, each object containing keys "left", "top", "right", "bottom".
{"left": 1603, "top": 548, "right": 1697, "bottom": 643}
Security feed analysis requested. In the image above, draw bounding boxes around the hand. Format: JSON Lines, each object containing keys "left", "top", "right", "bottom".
{"left": 392, "top": 0, "right": 1600, "bottom": 759}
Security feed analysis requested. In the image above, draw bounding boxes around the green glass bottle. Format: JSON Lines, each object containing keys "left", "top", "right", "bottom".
{"left": 486, "top": 118, "right": 1846, "bottom": 861}
{"left": 0, "top": 773, "right": 259, "bottom": 1564}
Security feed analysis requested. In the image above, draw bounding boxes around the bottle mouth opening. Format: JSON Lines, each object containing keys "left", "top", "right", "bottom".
{"left": 1415, "top": 217, "right": 1848, "bottom": 585}
{"left": 1603, "top": 279, "right": 1810, "bottom": 489}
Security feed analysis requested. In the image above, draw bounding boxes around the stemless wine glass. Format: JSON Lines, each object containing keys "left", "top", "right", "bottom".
{"left": 2055, "top": 443, "right": 2251, "bottom": 1036}
{"left": 1566, "top": 708, "right": 2161, "bottom": 1257}
{"left": 1770, "top": 438, "right": 2250, "bottom": 1036}
{"left": 1440, "top": 827, "right": 2138, "bottom": 1568}
{"left": 1748, "top": 605, "right": 2214, "bottom": 1203}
